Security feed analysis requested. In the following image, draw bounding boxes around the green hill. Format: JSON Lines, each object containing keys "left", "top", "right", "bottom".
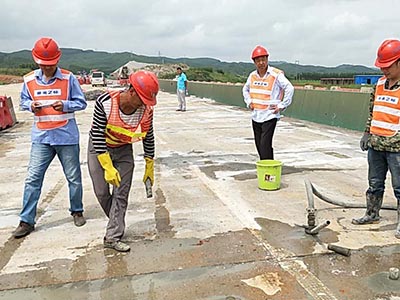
{"left": 0, "top": 48, "right": 379, "bottom": 82}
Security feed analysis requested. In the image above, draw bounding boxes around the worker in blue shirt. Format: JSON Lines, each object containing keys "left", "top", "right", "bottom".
{"left": 176, "top": 67, "right": 188, "bottom": 111}
{"left": 13, "top": 37, "right": 87, "bottom": 238}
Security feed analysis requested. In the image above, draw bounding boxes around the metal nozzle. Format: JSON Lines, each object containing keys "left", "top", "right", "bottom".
{"left": 145, "top": 178, "right": 152, "bottom": 198}
{"left": 307, "top": 220, "right": 331, "bottom": 235}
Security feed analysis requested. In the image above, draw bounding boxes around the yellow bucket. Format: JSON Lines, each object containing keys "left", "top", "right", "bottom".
{"left": 256, "top": 160, "right": 283, "bottom": 190}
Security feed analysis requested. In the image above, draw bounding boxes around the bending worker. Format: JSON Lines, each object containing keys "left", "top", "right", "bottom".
{"left": 352, "top": 39, "right": 400, "bottom": 239}
{"left": 243, "top": 45, "right": 294, "bottom": 160}
{"left": 13, "top": 37, "right": 87, "bottom": 238}
{"left": 88, "top": 70, "right": 159, "bottom": 252}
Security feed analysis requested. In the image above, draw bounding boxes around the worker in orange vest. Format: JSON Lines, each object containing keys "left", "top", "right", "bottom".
{"left": 13, "top": 37, "right": 87, "bottom": 238}
{"left": 243, "top": 45, "right": 294, "bottom": 160}
{"left": 87, "top": 70, "right": 158, "bottom": 252}
{"left": 353, "top": 39, "right": 400, "bottom": 239}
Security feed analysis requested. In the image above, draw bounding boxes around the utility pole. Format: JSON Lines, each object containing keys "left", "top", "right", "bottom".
{"left": 295, "top": 60, "right": 300, "bottom": 81}
{"left": 158, "top": 51, "right": 164, "bottom": 64}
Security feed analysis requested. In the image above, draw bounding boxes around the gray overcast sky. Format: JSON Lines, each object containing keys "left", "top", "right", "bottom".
{"left": 0, "top": 0, "right": 398, "bottom": 67}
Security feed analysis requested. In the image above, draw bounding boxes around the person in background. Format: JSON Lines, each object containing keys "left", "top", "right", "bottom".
{"left": 87, "top": 70, "right": 158, "bottom": 252}
{"left": 13, "top": 37, "right": 87, "bottom": 238}
{"left": 242, "top": 45, "right": 294, "bottom": 160}
{"left": 352, "top": 39, "right": 400, "bottom": 239}
{"left": 176, "top": 67, "right": 188, "bottom": 111}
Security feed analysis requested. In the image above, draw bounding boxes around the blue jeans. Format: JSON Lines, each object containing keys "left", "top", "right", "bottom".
{"left": 20, "top": 143, "right": 83, "bottom": 225}
{"left": 367, "top": 148, "right": 400, "bottom": 202}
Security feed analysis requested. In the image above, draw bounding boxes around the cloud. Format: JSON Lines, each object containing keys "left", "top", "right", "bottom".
{"left": 0, "top": 0, "right": 398, "bottom": 67}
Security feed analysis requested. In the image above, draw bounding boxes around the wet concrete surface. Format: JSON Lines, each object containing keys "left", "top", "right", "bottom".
{"left": 0, "top": 84, "right": 399, "bottom": 299}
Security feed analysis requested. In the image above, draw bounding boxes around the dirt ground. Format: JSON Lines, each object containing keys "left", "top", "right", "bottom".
{"left": 0, "top": 74, "right": 23, "bottom": 85}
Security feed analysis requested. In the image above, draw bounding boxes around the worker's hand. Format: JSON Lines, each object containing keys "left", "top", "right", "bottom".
{"left": 51, "top": 100, "right": 63, "bottom": 112}
{"left": 269, "top": 104, "right": 281, "bottom": 114}
{"left": 185, "top": 89, "right": 189, "bottom": 96}
{"left": 142, "top": 157, "right": 154, "bottom": 186}
{"left": 360, "top": 132, "right": 370, "bottom": 151}
{"left": 97, "top": 152, "right": 121, "bottom": 187}
{"left": 31, "top": 102, "right": 42, "bottom": 113}
{"left": 249, "top": 103, "right": 254, "bottom": 110}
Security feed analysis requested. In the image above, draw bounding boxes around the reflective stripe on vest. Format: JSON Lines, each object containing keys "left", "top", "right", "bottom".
{"left": 34, "top": 113, "right": 75, "bottom": 122}
{"left": 105, "top": 90, "right": 152, "bottom": 147}
{"left": 370, "top": 76, "right": 400, "bottom": 137}
{"left": 249, "top": 67, "right": 283, "bottom": 110}
{"left": 25, "top": 69, "right": 73, "bottom": 130}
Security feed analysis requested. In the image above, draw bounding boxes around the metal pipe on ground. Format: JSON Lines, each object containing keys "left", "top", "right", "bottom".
{"left": 327, "top": 244, "right": 351, "bottom": 256}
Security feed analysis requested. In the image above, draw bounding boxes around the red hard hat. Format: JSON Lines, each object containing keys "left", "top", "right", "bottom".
{"left": 32, "top": 37, "right": 61, "bottom": 65}
{"left": 251, "top": 45, "right": 269, "bottom": 60}
{"left": 375, "top": 39, "right": 400, "bottom": 68}
{"left": 129, "top": 70, "right": 159, "bottom": 106}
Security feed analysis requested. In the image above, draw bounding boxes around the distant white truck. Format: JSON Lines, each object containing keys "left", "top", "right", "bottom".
{"left": 90, "top": 71, "right": 106, "bottom": 87}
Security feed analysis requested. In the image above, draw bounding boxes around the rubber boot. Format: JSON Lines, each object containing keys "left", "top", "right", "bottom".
{"left": 395, "top": 201, "right": 400, "bottom": 239}
{"left": 352, "top": 193, "right": 383, "bottom": 225}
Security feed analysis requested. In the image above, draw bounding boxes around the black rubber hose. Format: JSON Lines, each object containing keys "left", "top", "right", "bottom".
{"left": 308, "top": 180, "right": 397, "bottom": 211}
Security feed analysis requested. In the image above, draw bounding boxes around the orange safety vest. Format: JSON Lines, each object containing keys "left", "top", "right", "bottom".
{"left": 249, "top": 67, "right": 284, "bottom": 110}
{"left": 105, "top": 90, "right": 153, "bottom": 147}
{"left": 25, "top": 69, "right": 74, "bottom": 130}
{"left": 370, "top": 77, "right": 400, "bottom": 137}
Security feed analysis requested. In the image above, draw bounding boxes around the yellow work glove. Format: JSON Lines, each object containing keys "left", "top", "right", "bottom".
{"left": 142, "top": 157, "right": 154, "bottom": 186}
{"left": 97, "top": 152, "right": 121, "bottom": 187}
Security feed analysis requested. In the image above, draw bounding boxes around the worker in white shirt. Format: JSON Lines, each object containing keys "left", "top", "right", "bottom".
{"left": 242, "top": 45, "right": 294, "bottom": 160}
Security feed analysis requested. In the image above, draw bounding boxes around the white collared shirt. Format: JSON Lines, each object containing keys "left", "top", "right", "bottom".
{"left": 243, "top": 66, "right": 294, "bottom": 123}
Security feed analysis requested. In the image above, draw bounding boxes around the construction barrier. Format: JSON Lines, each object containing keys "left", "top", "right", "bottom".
{"left": 77, "top": 77, "right": 85, "bottom": 85}
{"left": 158, "top": 79, "right": 370, "bottom": 132}
{"left": 0, "top": 96, "right": 17, "bottom": 130}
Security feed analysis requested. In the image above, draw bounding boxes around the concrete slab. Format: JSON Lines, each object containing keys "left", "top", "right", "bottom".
{"left": 0, "top": 83, "right": 399, "bottom": 299}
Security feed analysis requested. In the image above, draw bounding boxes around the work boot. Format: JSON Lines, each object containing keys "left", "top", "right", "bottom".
{"left": 72, "top": 212, "right": 86, "bottom": 227}
{"left": 352, "top": 193, "right": 383, "bottom": 225}
{"left": 13, "top": 221, "right": 35, "bottom": 238}
{"left": 104, "top": 239, "right": 131, "bottom": 252}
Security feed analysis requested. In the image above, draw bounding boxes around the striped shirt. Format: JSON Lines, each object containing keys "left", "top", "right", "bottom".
{"left": 89, "top": 91, "right": 155, "bottom": 158}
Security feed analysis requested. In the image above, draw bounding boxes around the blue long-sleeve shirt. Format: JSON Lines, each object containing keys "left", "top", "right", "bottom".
{"left": 20, "top": 68, "right": 87, "bottom": 145}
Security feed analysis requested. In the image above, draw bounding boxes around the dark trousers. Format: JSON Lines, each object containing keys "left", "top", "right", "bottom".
{"left": 87, "top": 138, "right": 134, "bottom": 242}
{"left": 252, "top": 118, "right": 277, "bottom": 160}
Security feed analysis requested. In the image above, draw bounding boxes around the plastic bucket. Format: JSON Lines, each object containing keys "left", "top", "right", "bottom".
{"left": 256, "top": 160, "right": 283, "bottom": 190}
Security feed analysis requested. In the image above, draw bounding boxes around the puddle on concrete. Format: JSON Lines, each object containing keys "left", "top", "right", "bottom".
{"left": 302, "top": 243, "right": 400, "bottom": 299}
{"left": 282, "top": 166, "right": 349, "bottom": 175}
{"left": 200, "top": 163, "right": 349, "bottom": 181}
{"left": 0, "top": 229, "right": 269, "bottom": 291}
{"left": 255, "top": 218, "right": 400, "bottom": 298}
{"left": 323, "top": 151, "right": 350, "bottom": 159}
{"left": 0, "top": 263, "right": 264, "bottom": 300}
{"left": 199, "top": 163, "right": 255, "bottom": 180}
{"left": 153, "top": 188, "right": 174, "bottom": 238}
{"left": 0, "top": 247, "right": 311, "bottom": 300}
{"left": 158, "top": 152, "right": 351, "bottom": 183}
{"left": 366, "top": 272, "right": 400, "bottom": 293}
{"left": 255, "top": 217, "right": 339, "bottom": 256}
